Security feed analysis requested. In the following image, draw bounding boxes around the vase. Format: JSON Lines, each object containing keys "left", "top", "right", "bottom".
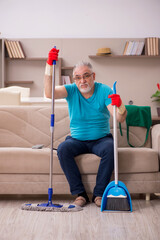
{"left": 157, "top": 107, "right": 160, "bottom": 117}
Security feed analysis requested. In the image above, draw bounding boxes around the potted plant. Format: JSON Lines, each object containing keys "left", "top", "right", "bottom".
{"left": 151, "top": 83, "right": 160, "bottom": 116}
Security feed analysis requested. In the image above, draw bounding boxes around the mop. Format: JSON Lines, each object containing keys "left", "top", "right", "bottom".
{"left": 21, "top": 47, "right": 82, "bottom": 212}
{"left": 101, "top": 81, "right": 132, "bottom": 212}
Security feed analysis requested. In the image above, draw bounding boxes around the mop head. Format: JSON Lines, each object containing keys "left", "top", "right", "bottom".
{"left": 21, "top": 203, "right": 83, "bottom": 212}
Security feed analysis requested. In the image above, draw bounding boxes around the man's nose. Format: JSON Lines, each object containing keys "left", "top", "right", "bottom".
{"left": 80, "top": 77, "right": 86, "bottom": 83}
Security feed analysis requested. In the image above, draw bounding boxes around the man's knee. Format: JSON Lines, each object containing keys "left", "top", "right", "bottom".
{"left": 101, "top": 141, "right": 114, "bottom": 157}
{"left": 57, "top": 140, "right": 72, "bottom": 159}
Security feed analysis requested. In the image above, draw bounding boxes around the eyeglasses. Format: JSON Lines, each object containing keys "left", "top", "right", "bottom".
{"left": 73, "top": 73, "right": 93, "bottom": 81}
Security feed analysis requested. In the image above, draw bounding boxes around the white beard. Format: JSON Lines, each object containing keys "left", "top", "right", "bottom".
{"left": 79, "top": 83, "right": 91, "bottom": 93}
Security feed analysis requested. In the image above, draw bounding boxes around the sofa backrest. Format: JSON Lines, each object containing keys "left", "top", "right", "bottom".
{"left": 0, "top": 105, "right": 151, "bottom": 148}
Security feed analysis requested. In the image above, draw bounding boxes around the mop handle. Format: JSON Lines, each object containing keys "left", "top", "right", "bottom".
{"left": 113, "top": 81, "right": 118, "bottom": 185}
{"left": 51, "top": 46, "right": 57, "bottom": 116}
{"left": 49, "top": 46, "right": 57, "bottom": 190}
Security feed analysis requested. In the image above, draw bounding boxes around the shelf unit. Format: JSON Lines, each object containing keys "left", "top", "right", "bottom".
{"left": 5, "top": 57, "right": 62, "bottom": 86}
{"left": 0, "top": 39, "right": 50, "bottom": 96}
{"left": 0, "top": 37, "right": 160, "bottom": 101}
{"left": 89, "top": 55, "right": 160, "bottom": 59}
{"left": 5, "top": 57, "right": 47, "bottom": 61}
{"left": 59, "top": 57, "right": 73, "bottom": 85}
{"left": 5, "top": 80, "right": 34, "bottom": 86}
{"left": 5, "top": 57, "right": 47, "bottom": 85}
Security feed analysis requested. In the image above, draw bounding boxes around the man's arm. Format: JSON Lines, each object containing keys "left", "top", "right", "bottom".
{"left": 44, "top": 48, "right": 68, "bottom": 99}
{"left": 44, "top": 73, "right": 68, "bottom": 99}
{"left": 107, "top": 104, "right": 127, "bottom": 123}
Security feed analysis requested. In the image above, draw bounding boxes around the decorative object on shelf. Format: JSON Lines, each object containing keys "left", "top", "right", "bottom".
{"left": 151, "top": 83, "right": 160, "bottom": 101}
{"left": 151, "top": 83, "right": 160, "bottom": 116}
{"left": 96, "top": 47, "right": 111, "bottom": 56}
{"left": 157, "top": 107, "right": 160, "bottom": 117}
{"left": 89, "top": 54, "right": 160, "bottom": 59}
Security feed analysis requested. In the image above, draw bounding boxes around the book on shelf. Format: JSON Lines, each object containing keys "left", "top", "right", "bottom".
{"left": 145, "top": 37, "right": 159, "bottom": 56}
{"left": 61, "top": 76, "right": 71, "bottom": 85}
{"left": 130, "top": 41, "right": 139, "bottom": 55}
{"left": 8, "top": 41, "right": 15, "bottom": 58}
{"left": 136, "top": 41, "right": 145, "bottom": 55}
{"left": 123, "top": 41, "right": 144, "bottom": 56}
{"left": 150, "top": 38, "right": 153, "bottom": 55}
{"left": 17, "top": 41, "right": 25, "bottom": 58}
{"left": 153, "top": 38, "right": 156, "bottom": 56}
{"left": 9, "top": 41, "right": 17, "bottom": 58}
{"left": 13, "top": 41, "right": 21, "bottom": 58}
{"left": 155, "top": 38, "right": 159, "bottom": 55}
{"left": 4, "top": 40, "right": 13, "bottom": 58}
{"left": 5, "top": 40, "right": 25, "bottom": 58}
{"left": 146, "top": 38, "right": 150, "bottom": 55}
{"left": 123, "top": 41, "right": 129, "bottom": 55}
{"left": 12, "top": 41, "right": 19, "bottom": 58}
{"left": 125, "top": 41, "right": 134, "bottom": 55}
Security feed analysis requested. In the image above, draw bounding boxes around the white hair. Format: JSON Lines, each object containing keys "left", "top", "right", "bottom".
{"left": 73, "top": 61, "right": 93, "bottom": 75}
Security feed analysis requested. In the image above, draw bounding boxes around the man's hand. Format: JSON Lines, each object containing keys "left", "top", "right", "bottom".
{"left": 108, "top": 94, "right": 122, "bottom": 107}
{"left": 108, "top": 93, "right": 126, "bottom": 116}
{"left": 47, "top": 48, "right": 59, "bottom": 65}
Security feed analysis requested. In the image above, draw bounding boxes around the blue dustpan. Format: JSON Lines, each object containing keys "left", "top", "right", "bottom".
{"left": 101, "top": 180, "right": 132, "bottom": 212}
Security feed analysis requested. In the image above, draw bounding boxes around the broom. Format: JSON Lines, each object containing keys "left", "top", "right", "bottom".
{"left": 102, "top": 81, "right": 132, "bottom": 211}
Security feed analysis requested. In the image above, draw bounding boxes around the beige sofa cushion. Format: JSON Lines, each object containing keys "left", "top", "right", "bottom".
{"left": 118, "top": 148, "right": 159, "bottom": 173}
{"left": 0, "top": 147, "right": 158, "bottom": 174}
{"left": 77, "top": 148, "right": 159, "bottom": 174}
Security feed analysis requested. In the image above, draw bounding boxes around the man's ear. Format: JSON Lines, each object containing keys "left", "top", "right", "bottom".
{"left": 93, "top": 72, "right": 95, "bottom": 80}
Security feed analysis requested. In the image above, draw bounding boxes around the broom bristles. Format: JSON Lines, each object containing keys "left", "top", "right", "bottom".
{"left": 106, "top": 197, "right": 130, "bottom": 211}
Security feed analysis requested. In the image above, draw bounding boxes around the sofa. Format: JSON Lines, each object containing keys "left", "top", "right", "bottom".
{"left": 0, "top": 105, "right": 159, "bottom": 200}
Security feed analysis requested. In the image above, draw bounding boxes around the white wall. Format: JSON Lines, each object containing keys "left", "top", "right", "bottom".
{"left": 0, "top": 0, "right": 160, "bottom": 38}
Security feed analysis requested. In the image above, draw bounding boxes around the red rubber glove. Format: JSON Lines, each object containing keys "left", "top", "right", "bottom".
{"left": 108, "top": 94, "right": 122, "bottom": 107}
{"left": 47, "top": 48, "right": 59, "bottom": 65}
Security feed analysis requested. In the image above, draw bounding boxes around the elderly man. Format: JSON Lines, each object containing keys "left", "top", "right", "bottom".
{"left": 44, "top": 48, "right": 127, "bottom": 207}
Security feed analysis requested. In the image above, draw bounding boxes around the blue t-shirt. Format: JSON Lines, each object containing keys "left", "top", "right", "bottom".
{"left": 65, "top": 82, "right": 113, "bottom": 141}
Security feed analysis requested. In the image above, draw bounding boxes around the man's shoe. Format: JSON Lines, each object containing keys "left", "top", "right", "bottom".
{"left": 73, "top": 196, "right": 87, "bottom": 207}
{"left": 94, "top": 196, "right": 102, "bottom": 207}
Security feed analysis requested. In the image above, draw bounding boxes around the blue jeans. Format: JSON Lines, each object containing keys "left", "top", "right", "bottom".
{"left": 57, "top": 134, "right": 114, "bottom": 197}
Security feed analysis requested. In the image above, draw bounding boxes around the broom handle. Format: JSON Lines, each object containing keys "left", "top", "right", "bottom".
{"left": 113, "top": 81, "right": 118, "bottom": 185}
{"left": 49, "top": 47, "right": 56, "bottom": 190}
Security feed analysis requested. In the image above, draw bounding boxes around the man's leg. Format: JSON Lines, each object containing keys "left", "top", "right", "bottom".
{"left": 57, "top": 136, "right": 89, "bottom": 198}
{"left": 90, "top": 134, "right": 114, "bottom": 200}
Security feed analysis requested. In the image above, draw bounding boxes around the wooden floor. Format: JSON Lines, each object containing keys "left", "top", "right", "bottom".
{"left": 0, "top": 194, "right": 160, "bottom": 240}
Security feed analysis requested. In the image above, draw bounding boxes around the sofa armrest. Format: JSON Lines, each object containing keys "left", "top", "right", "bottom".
{"left": 151, "top": 124, "right": 160, "bottom": 158}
